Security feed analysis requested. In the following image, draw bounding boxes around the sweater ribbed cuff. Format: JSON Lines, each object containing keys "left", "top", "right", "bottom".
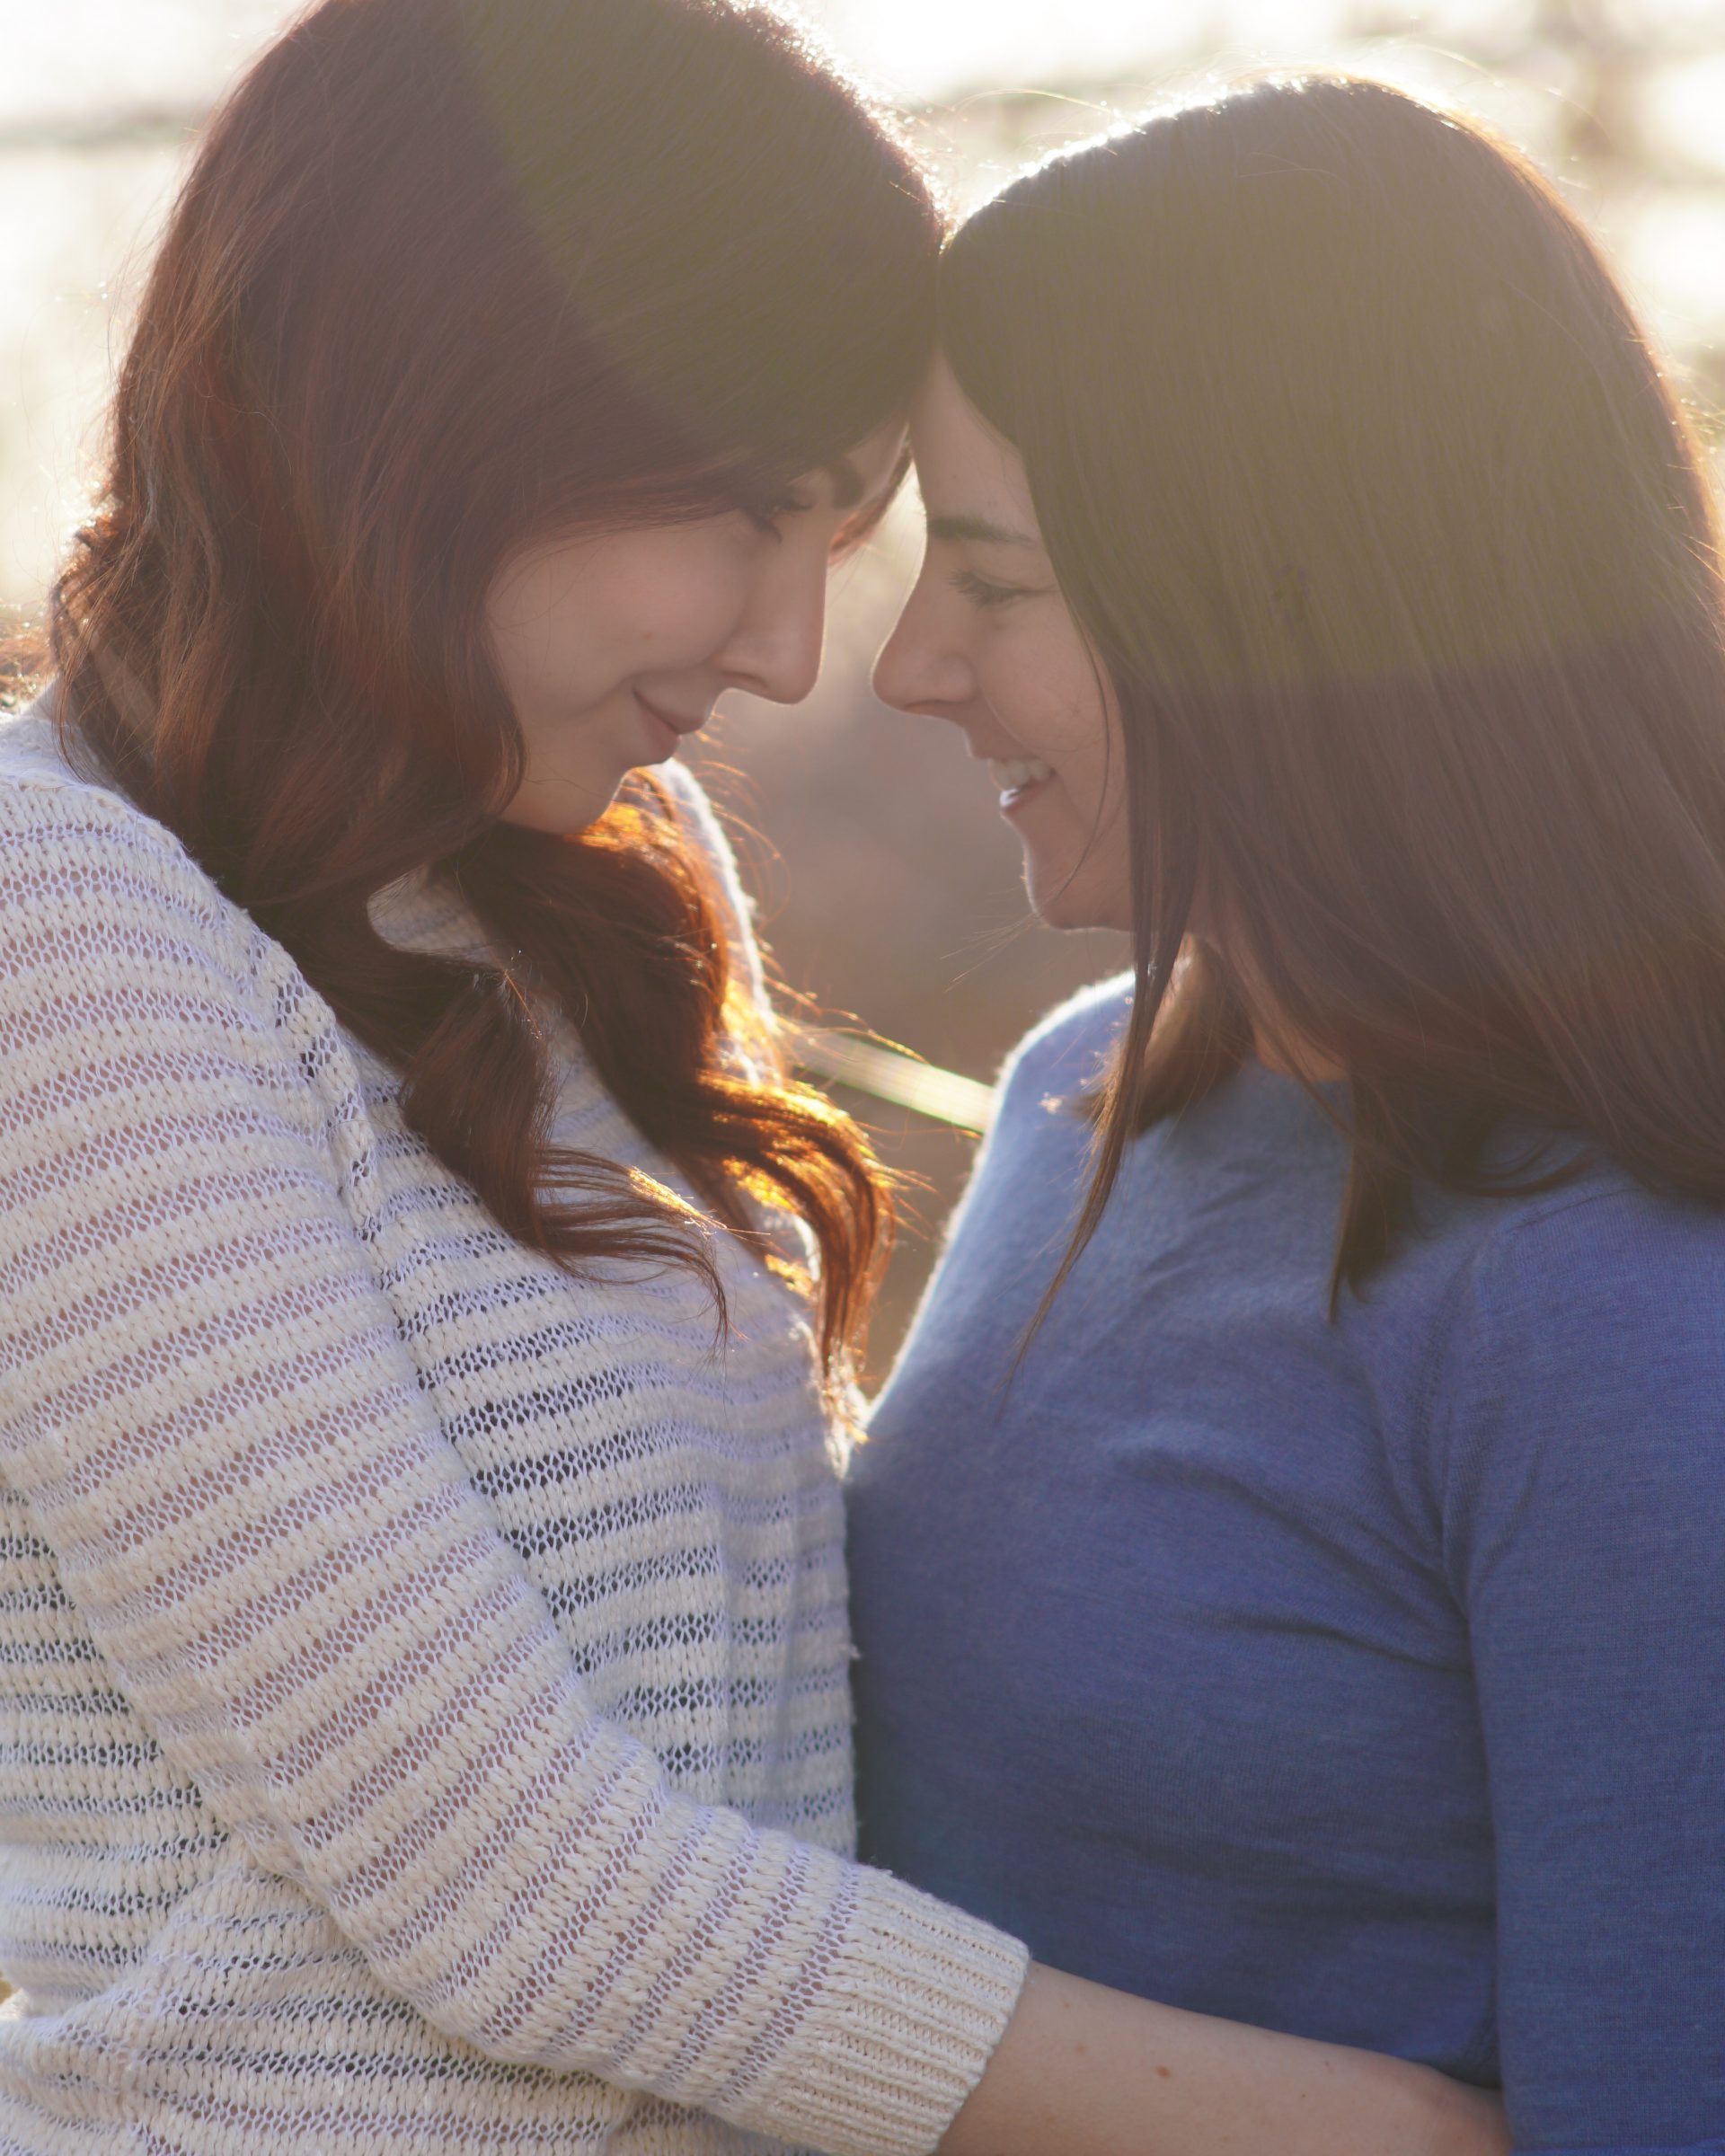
{"left": 734, "top": 1868, "right": 1031, "bottom": 2156}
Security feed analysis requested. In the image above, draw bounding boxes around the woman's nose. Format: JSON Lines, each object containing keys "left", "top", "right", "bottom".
{"left": 872, "top": 581, "right": 971, "bottom": 718}
{"left": 719, "top": 546, "right": 827, "bottom": 706}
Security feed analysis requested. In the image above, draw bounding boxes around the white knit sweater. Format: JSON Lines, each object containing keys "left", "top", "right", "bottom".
{"left": 0, "top": 694, "right": 1027, "bottom": 2156}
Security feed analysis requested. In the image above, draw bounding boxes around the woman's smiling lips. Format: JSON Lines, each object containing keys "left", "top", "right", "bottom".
{"left": 969, "top": 738, "right": 1056, "bottom": 815}
{"left": 988, "top": 754, "right": 1055, "bottom": 813}
{"left": 634, "top": 691, "right": 710, "bottom": 760}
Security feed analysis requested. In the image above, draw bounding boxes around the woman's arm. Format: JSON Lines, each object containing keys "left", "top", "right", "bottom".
{"left": 948, "top": 1963, "right": 1507, "bottom": 2156}
{"left": 1426, "top": 1190, "right": 1725, "bottom": 2152}
{"left": 0, "top": 786, "right": 1026, "bottom": 2156}
{"left": 0, "top": 779, "right": 1506, "bottom": 2156}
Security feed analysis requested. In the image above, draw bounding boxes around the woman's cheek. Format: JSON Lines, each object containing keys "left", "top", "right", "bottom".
{"left": 673, "top": 554, "right": 755, "bottom": 659}
{"left": 1016, "top": 652, "right": 1106, "bottom": 788}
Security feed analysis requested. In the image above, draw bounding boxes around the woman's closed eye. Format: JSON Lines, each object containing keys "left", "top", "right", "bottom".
{"left": 745, "top": 490, "right": 875, "bottom": 559}
{"left": 744, "top": 489, "right": 817, "bottom": 536}
{"left": 949, "top": 567, "right": 1039, "bottom": 610}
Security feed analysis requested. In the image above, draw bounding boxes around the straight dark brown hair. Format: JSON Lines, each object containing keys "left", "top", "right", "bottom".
{"left": 941, "top": 73, "right": 1725, "bottom": 1310}
{"left": 24, "top": 0, "right": 944, "bottom": 1388}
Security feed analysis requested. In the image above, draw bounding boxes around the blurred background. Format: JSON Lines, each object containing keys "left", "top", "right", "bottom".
{"left": 4, "top": 0, "right": 1722, "bottom": 1372}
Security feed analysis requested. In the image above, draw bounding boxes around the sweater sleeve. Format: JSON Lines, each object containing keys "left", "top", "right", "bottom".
{"left": 0, "top": 781, "right": 1028, "bottom": 2156}
{"left": 1428, "top": 1188, "right": 1725, "bottom": 2154}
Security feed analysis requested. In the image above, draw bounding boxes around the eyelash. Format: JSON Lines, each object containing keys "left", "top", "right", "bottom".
{"left": 744, "top": 492, "right": 877, "bottom": 566}
{"left": 745, "top": 490, "right": 815, "bottom": 535}
{"left": 950, "top": 569, "right": 1027, "bottom": 611}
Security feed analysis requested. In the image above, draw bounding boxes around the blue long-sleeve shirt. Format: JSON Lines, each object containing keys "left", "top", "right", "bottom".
{"left": 848, "top": 977, "right": 1725, "bottom": 2153}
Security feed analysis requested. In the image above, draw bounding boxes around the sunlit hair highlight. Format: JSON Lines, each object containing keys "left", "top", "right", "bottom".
{"left": 30, "top": 0, "right": 942, "bottom": 1386}
{"left": 940, "top": 73, "right": 1725, "bottom": 1317}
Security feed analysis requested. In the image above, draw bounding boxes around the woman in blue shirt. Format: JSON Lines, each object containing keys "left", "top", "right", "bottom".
{"left": 855, "top": 72, "right": 1725, "bottom": 2153}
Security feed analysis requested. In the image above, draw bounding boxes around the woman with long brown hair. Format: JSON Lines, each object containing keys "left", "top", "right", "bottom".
{"left": 856, "top": 68, "right": 1725, "bottom": 2154}
{"left": 0, "top": 5, "right": 1511, "bottom": 2152}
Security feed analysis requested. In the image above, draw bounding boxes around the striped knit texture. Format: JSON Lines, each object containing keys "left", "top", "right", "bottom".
{"left": 0, "top": 699, "right": 1028, "bottom": 2156}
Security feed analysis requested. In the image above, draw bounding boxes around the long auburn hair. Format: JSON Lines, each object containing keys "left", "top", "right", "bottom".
{"left": 31, "top": 0, "right": 942, "bottom": 1383}
{"left": 941, "top": 73, "right": 1725, "bottom": 1306}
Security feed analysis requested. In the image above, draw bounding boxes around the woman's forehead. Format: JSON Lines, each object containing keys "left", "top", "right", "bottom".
{"left": 909, "top": 358, "right": 1039, "bottom": 538}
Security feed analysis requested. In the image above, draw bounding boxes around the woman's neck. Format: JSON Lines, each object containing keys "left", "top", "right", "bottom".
{"left": 1188, "top": 932, "right": 1348, "bottom": 1085}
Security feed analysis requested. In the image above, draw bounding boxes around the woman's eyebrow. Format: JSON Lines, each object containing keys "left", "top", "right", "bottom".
{"left": 925, "top": 511, "right": 1041, "bottom": 548}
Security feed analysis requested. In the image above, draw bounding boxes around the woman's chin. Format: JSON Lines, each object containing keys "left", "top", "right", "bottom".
{"left": 498, "top": 771, "right": 622, "bottom": 836}
{"left": 1025, "top": 863, "right": 1132, "bottom": 934}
